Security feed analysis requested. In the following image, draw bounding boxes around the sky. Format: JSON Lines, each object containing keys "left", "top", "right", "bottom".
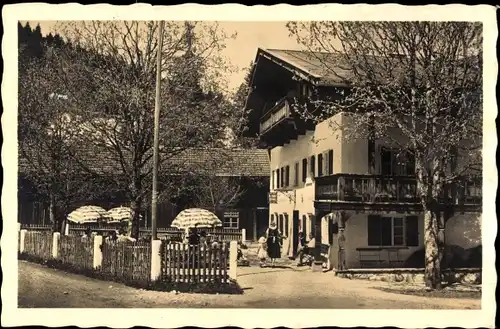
{"left": 28, "top": 21, "right": 304, "bottom": 93}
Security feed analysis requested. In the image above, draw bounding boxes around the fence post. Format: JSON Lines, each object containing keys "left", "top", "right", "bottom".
{"left": 229, "top": 240, "right": 238, "bottom": 280}
{"left": 19, "top": 229, "right": 27, "bottom": 253}
{"left": 52, "top": 232, "right": 60, "bottom": 259}
{"left": 93, "top": 235, "right": 103, "bottom": 269}
{"left": 241, "top": 228, "right": 246, "bottom": 242}
{"left": 150, "top": 239, "right": 162, "bottom": 281}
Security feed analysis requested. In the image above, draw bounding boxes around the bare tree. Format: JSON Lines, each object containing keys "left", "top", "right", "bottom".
{"left": 287, "top": 21, "right": 482, "bottom": 289}
{"left": 43, "top": 21, "right": 237, "bottom": 238}
{"left": 161, "top": 148, "right": 268, "bottom": 216}
{"left": 18, "top": 52, "right": 110, "bottom": 231}
{"left": 191, "top": 150, "right": 247, "bottom": 212}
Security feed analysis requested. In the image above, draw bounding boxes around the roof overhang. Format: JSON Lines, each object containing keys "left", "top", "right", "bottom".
{"left": 251, "top": 48, "right": 350, "bottom": 88}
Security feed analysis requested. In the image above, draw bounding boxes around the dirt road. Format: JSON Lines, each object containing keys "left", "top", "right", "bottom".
{"left": 18, "top": 261, "right": 480, "bottom": 309}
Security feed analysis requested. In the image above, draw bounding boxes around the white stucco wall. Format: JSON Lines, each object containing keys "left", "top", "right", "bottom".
{"left": 269, "top": 113, "right": 344, "bottom": 177}
{"left": 268, "top": 113, "right": 344, "bottom": 257}
{"left": 268, "top": 179, "right": 315, "bottom": 257}
{"left": 343, "top": 213, "right": 482, "bottom": 268}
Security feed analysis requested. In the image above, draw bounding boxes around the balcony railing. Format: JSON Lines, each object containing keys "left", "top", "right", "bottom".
{"left": 315, "top": 174, "right": 482, "bottom": 205}
{"left": 259, "top": 97, "right": 291, "bottom": 134}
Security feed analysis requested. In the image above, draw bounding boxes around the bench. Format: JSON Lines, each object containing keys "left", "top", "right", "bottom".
{"left": 357, "top": 247, "right": 405, "bottom": 268}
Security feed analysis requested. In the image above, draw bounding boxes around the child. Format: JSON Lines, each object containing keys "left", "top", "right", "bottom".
{"left": 257, "top": 236, "right": 268, "bottom": 267}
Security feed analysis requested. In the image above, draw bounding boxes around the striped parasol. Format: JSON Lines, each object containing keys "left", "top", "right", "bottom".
{"left": 171, "top": 208, "right": 222, "bottom": 230}
{"left": 67, "top": 205, "right": 108, "bottom": 224}
{"left": 106, "top": 206, "right": 143, "bottom": 223}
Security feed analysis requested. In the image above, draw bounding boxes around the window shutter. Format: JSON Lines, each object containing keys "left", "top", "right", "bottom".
{"left": 380, "top": 217, "right": 392, "bottom": 246}
{"left": 405, "top": 215, "right": 419, "bottom": 247}
{"left": 302, "top": 158, "right": 308, "bottom": 182}
{"left": 294, "top": 162, "right": 299, "bottom": 186}
{"left": 271, "top": 170, "right": 275, "bottom": 189}
{"left": 285, "top": 166, "right": 290, "bottom": 187}
{"left": 328, "top": 150, "right": 334, "bottom": 175}
{"left": 280, "top": 167, "right": 284, "bottom": 188}
{"left": 324, "top": 151, "right": 330, "bottom": 176}
{"left": 302, "top": 215, "right": 307, "bottom": 236}
{"left": 310, "top": 156, "right": 316, "bottom": 177}
{"left": 276, "top": 170, "right": 280, "bottom": 188}
{"left": 318, "top": 153, "right": 323, "bottom": 176}
{"left": 367, "top": 215, "right": 381, "bottom": 246}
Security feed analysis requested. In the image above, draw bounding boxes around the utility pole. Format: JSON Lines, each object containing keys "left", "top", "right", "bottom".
{"left": 151, "top": 20, "right": 164, "bottom": 240}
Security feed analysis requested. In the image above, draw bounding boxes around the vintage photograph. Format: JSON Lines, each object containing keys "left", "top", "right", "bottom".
{"left": 2, "top": 3, "right": 497, "bottom": 329}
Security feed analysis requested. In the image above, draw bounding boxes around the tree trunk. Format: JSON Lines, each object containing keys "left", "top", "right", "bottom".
{"left": 49, "top": 193, "right": 58, "bottom": 232}
{"left": 130, "top": 198, "right": 142, "bottom": 239}
{"left": 423, "top": 206, "right": 442, "bottom": 289}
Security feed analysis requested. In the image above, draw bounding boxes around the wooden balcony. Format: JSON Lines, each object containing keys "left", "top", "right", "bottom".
{"left": 315, "top": 174, "right": 482, "bottom": 213}
{"left": 258, "top": 96, "right": 315, "bottom": 148}
{"left": 259, "top": 96, "right": 292, "bottom": 135}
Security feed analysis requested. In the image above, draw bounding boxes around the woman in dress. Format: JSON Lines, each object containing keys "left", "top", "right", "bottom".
{"left": 265, "top": 220, "right": 282, "bottom": 267}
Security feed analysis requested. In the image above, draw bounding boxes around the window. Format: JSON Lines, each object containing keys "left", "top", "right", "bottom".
{"left": 367, "top": 215, "right": 419, "bottom": 247}
{"left": 327, "top": 150, "right": 334, "bottom": 175}
{"left": 310, "top": 155, "right": 316, "bottom": 177}
{"left": 284, "top": 213, "right": 289, "bottom": 235}
{"left": 392, "top": 217, "right": 404, "bottom": 245}
{"left": 294, "top": 162, "right": 299, "bottom": 186}
{"left": 302, "top": 158, "right": 308, "bottom": 182}
{"left": 278, "top": 214, "right": 284, "bottom": 231}
{"left": 223, "top": 211, "right": 239, "bottom": 229}
{"left": 280, "top": 168, "right": 285, "bottom": 188}
{"left": 285, "top": 165, "right": 290, "bottom": 187}
{"left": 380, "top": 148, "right": 415, "bottom": 176}
{"left": 276, "top": 169, "right": 280, "bottom": 188}
{"left": 318, "top": 153, "right": 323, "bottom": 176}
{"left": 271, "top": 170, "right": 275, "bottom": 189}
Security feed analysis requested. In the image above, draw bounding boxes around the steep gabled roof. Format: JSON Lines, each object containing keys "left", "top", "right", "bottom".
{"left": 255, "top": 48, "right": 351, "bottom": 87}
{"left": 254, "top": 48, "right": 479, "bottom": 88}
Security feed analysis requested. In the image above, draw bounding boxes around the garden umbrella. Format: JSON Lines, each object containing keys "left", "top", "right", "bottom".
{"left": 67, "top": 205, "right": 108, "bottom": 224}
{"left": 171, "top": 208, "right": 222, "bottom": 230}
{"left": 106, "top": 206, "right": 143, "bottom": 223}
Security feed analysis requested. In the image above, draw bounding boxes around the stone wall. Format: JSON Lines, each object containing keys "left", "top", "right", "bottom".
{"left": 335, "top": 268, "right": 481, "bottom": 284}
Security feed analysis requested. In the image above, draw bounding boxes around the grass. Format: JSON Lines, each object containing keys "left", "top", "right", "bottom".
{"left": 375, "top": 286, "right": 481, "bottom": 299}
{"left": 19, "top": 252, "right": 244, "bottom": 295}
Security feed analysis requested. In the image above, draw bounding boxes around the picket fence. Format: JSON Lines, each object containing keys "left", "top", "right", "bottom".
{"left": 23, "top": 231, "right": 53, "bottom": 261}
{"left": 18, "top": 229, "right": 237, "bottom": 287}
{"left": 162, "top": 243, "right": 229, "bottom": 284}
{"left": 59, "top": 235, "right": 94, "bottom": 271}
{"left": 101, "top": 240, "right": 152, "bottom": 284}
{"left": 20, "top": 224, "right": 245, "bottom": 242}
